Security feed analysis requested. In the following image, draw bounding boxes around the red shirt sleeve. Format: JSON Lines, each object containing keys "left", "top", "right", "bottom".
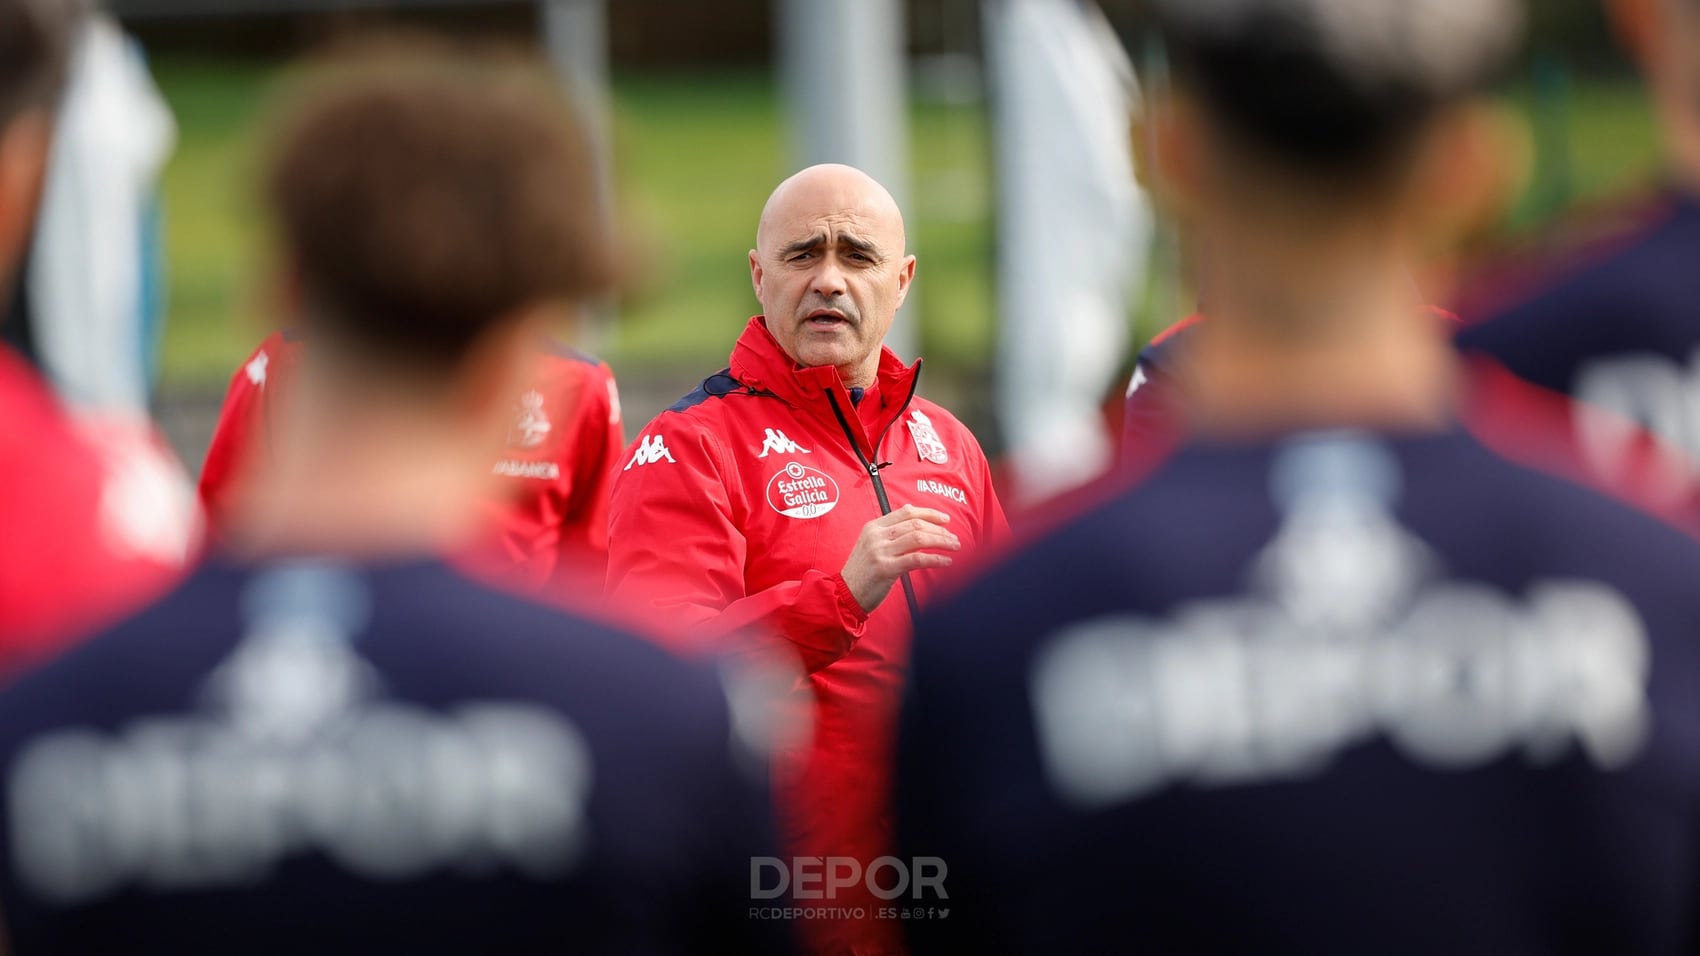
{"left": 199, "top": 334, "right": 289, "bottom": 533}
{"left": 0, "top": 349, "right": 198, "bottom": 674}
{"left": 552, "top": 362, "right": 623, "bottom": 580}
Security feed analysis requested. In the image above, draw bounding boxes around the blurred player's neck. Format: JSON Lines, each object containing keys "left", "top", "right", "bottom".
{"left": 1657, "top": 82, "right": 1700, "bottom": 196}
{"left": 228, "top": 371, "right": 503, "bottom": 561}
{"left": 1640, "top": 13, "right": 1700, "bottom": 196}
{"left": 1182, "top": 212, "right": 1456, "bottom": 438}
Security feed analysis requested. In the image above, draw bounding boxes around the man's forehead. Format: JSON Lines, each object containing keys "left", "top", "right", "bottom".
{"left": 756, "top": 165, "right": 907, "bottom": 251}
{"left": 784, "top": 212, "right": 882, "bottom": 242}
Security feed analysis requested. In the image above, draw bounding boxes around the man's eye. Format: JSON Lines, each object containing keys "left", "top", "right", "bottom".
{"left": 850, "top": 253, "right": 871, "bottom": 263}
{"left": 790, "top": 253, "right": 813, "bottom": 262}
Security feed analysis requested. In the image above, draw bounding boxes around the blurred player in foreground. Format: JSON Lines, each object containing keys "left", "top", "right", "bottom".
{"left": 200, "top": 314, "right": 624, "bottom": 588}
{"left": 0, "top": 0, "right": 198, "bottom": 675}
{"left": 0, "top": 40, "right": 779, "bottom": 954}
{"left": 1454, "top": 0, "right": 1700, "bottom": 516}
{"left": 899, "top": 0, "right": 1700, "bottom": 952}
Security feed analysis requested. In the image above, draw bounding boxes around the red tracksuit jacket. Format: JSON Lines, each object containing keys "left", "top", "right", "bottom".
{"left": 199, "top": 331, "right": 625, "bottom": 587}
{"left": 607, "top": 317, "right": 1009, "bottom": 955}
{"left": 0, "top": 345, "right": 196, "bottom": 675}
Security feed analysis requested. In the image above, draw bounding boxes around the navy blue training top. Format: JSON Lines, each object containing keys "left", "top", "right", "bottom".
{"left": 0, "top": 555, "right": 784, "bottom": 955}
{"left": 1456, "top": 188, "right": 1700, "bottom": 471}
{"left": 898, "top": 424, "right": 1700, "bottom": 954}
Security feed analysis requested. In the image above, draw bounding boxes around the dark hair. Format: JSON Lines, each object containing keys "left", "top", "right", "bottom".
{"left": 0, "top": 0, "right": 77, "bottom": 127}
{"left": 263, "top": 37, "right": 615, "bottom": 371}
{"left": 1152, "top": 0, "right": 1521, "bottom": 178}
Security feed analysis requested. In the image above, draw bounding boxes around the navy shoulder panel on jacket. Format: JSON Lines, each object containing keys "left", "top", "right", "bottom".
{"left": 665, "top": 369, "right": 774, "bottom": 414}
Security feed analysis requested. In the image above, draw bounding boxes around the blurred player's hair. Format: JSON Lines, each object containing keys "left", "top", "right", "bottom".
{"left": 263, "top": 37, "right": 615, "bottom": 373}
{"left": 0, "top": 0, "right": 78, "bottom": 126}
{"left": 1150, "top": 0, "right": 1522, "bottom": 183}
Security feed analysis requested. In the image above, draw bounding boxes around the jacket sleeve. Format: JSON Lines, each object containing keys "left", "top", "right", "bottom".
{"left": 605, "top": 418, "right": 869, "bottom": 673}
{"left": 976, "top": 443, "right": 1013, "bottom": 540}
{"left": 198, "top": 343, "right": 274, "bottom": 534}
{"left": 1121, "top": 359, "right": 1184, "bottom": 471}
{"left": 556, "top": 363, "right": 623, "bottom": 571}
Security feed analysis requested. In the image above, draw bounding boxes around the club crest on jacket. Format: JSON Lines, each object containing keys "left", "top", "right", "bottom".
{"left": 508, "top": 390, "right": 552, "bottom": 449}
{"left": 908, "top": 409, "right": 949, "bottom": 465}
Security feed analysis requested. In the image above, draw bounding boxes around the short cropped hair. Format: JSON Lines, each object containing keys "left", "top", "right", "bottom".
{"left": 1152, "top": 0, "right": 1522, "bottom": 180}
{"left": 0, "top": 0, "right": 77, "bottom": 127}
{"left": 263, "top": 38, "right": 615, "bottom": 370}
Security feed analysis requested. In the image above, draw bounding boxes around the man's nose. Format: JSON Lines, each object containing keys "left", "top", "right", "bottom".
{"left": 811, "top": 256, "right": 848, "bottom": 298}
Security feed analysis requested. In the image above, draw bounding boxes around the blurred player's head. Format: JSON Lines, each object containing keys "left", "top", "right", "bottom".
{"left": 245, "top": 39, "right": 614, "bottom": 550}
{"left": 1610, "top": 0, "right": 1700, "bottom": 177}
{"left": 1149, "top": 0, "right": 1522, "bottom": 247}
{"left": 750, "top": 163, "right": 916, "bottom": 388}
{"left": 0, "top": 0, "right": 76, "bottom": 291}
{"left": 264, "top": 38, "right": 613, "bottom": 388}
{"left": 1145, "top": 0, "right": 1524, "bottom": 429}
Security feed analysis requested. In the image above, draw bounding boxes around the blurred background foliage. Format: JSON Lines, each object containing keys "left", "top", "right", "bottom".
{"left": 133, "top": 0, "right": 1658, "bottom": 402}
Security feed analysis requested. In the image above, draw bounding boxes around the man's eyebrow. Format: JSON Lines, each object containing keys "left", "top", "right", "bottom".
{"left": 779, "top": 234, "right": 827, "bottom": 257}
{"left": 839, "top": 233, "right": 879, "bottom": 255}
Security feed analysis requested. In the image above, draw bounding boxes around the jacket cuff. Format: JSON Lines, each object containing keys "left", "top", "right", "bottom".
{"left": 831, "top": 573, "right": 873, "bottom": 631}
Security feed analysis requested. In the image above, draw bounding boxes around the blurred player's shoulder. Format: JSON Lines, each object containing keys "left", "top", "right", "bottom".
{"left": 1454, "top": 187, "right": 1696, "bottom": 329}
{"left": 0, "top": 345, "right": 198, "bottom": 674}
{"left": 526, "top": 336, "right": 619, "bottom": 425}
{"left": 0, "top": 552, "right": 770, "bottom": 952}
{"left": 1130, "top": 312, "right": 1204, "bottom": 381}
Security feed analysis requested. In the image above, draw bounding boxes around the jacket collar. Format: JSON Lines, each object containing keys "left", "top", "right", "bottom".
{"left": 729, "top": 316, "right": 921, "bottom": 456}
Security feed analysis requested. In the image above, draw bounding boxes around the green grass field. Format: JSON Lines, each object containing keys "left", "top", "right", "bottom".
{"left": 150, "top": 55, "right": 1664, "bottom": 389}
{"left": 152, "top": 57, "right": 998, "bottom": 387}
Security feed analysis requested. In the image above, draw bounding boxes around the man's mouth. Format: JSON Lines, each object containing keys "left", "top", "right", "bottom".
{"left": 805, "top": 309, "right": 851, "bottom": 328}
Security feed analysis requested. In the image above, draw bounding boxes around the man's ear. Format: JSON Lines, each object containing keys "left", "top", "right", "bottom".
{"left": 1149, "top": 92, "right": 1206, "bottom": 224}
{"left": 749, "top": 249, "right": 764, "bottom": 302}
{"left": 893, "top": 254, "right": 916, "bottom": 310}
{"left": 0, "top": 111, "right": 53, "bottom": 288}
{"left": 1408, "top": 99, "right": 1532, "bottom": 251}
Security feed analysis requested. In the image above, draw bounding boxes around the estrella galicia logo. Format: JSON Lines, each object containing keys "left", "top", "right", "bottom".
{"left": 766, "top": 462, "right": 840, "bottom": 519}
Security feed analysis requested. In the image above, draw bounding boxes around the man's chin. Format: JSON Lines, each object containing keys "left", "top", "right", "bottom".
{"left": 793, "top": 343, "right": 858, "bottom": 372}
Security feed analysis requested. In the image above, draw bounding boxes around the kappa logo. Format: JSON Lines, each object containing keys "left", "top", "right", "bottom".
{"left": 245, "top": 350, "right": 270, "bottom": 387}
{"left": 907, "top": 409, "right": 949, "bottom": 465}
{"left": 508, "top": 390, "right": 552, "bottom": 449}
{"left": 757, "top": 428, "right": 811, "bottom": 459}
{"left": 625, "top": 434, "right": 675, "bottom": 470}
{"left": 766, "top": 461, "right": 840, "bottom": 519}
{"left": 916, "top": 479, "right": 968, "bottom": 505}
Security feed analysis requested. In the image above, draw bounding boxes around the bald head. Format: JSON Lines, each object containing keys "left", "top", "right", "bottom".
{"left": 748, "top": 164, "right": 917, "bottom": 388}
{"left": 756, "top": 163, "right": 907, "bottom": 257}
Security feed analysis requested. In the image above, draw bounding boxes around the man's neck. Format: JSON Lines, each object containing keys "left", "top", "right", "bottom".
{"left": 226, "top": 389, "right": 497, "bottom": 560}
{"left": 1181, "top": 228, "right": 1457, "bottom": 438}
{"left": 836, "top": 354, "right": 880, "bottom": 390}
{"left": 1660, "top": 97, "right": 1700, "bottom": 198}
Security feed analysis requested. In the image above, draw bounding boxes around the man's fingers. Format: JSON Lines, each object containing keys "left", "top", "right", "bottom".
{"left": 892, "top": 551, "right": 954, "bottom": 573}
{"left": 881, "top": 517, "right": 957, "bottom": 544}
{"left": 889, "top": 528, "right": 962, "bottom": 555}
{"left": 878, "top": 505, "right": 951, "bottom": 528}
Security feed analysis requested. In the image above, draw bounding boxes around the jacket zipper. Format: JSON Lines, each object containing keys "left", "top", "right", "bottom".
{"left": 826, "top": 363, "right": 924, "bottom": 622}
